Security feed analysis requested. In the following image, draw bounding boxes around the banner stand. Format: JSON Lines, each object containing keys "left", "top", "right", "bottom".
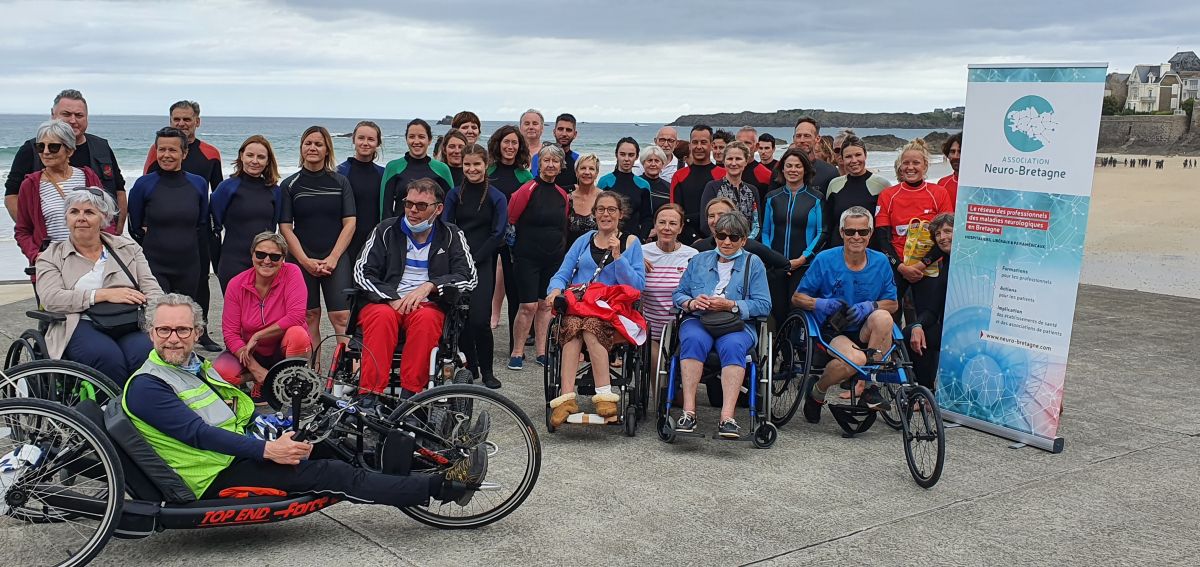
{"left": 942, "top": 411, "right": 1064, "bottom": 453}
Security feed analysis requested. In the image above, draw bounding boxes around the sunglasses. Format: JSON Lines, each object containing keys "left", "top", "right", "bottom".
{"left": 35, "top": 142, "right": 64, "bottom": 154}
{"left": 841, "top": 228, "right": 872, "bottom": 237}
{"left": 403, "top": 200, "right": 440, "bottom": 212}
{"left": 714, "top": 232, "right": 744, "bottom": 242}
{"left": 254, "top": 251, "right": 284, "bottom": 262}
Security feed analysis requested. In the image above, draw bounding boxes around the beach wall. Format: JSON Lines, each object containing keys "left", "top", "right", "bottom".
{"left": 1097, "top": 115, "right": 1191, "bottom": 150}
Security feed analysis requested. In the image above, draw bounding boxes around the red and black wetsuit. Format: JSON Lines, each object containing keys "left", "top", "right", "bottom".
{"left": 669, "top": 162, "right": 725, "bottom": 243}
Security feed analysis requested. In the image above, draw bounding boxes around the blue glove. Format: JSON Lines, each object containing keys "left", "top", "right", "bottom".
{"left": 813, "top": 298, "right": 845, "bottom": 322}
{"left": 846, "top": 301, "right": 876, "bottom": 326}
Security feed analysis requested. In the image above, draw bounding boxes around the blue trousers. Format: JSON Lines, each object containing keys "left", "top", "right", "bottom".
{"left": 63, "top": 320, "right": 153, "bottom": 386}
{"left": 678, "top": 318, "right": 755, "bottom": 368}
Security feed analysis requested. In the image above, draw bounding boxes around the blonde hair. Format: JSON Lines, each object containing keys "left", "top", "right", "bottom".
{"left": 575, "top": 153, "right": 601, "bottom": 173}
{"left": 894, "top": 137, "right": 931, "bottom": 179}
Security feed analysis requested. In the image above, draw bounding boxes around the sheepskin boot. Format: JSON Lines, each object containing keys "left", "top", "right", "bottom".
{"left": 593, "top": 392, "right": 620, "bottom": 418}
{"left": 549, "top": 392, "right": 579, "bottom": 427}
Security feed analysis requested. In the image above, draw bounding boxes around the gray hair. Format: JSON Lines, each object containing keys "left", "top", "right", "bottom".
{"left": 36, "top": 120, "right": 77, "bottom": 151}
{"left": 145, "top": 293, "right": 205, "bottom": 334}
{"left": 63, "top": 188, "right": 117, "bottom": 226}
{"left": 639, "top": 145, "right": 668, "bottom": 164}
{"left": 169, "top": 100, "right": 200, "bottom": 116}
{"left": 538, "top": 144, "right": 566, "bottom": 163}
{"left": 839, "top": 205, "right": 874, "bottom": 231}
{"left": 52, "top": 89, "right": 86, "bottom": 111}
{"left": 713, "top": 210, "right": 750, "bottom": 238}
{"left": 251, "top": 231, "right": 288, "bottom": 258}
{"left": 520, "top": 108, "right": 544, "bottom": 124}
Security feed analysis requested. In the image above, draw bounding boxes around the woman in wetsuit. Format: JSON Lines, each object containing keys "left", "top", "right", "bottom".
{"left": 451, "top": 110, "right": 482, "bottom": 146}
{"left": 381, "top": 119, "right": 454, "bottom": 218}
{"left": 211, "top": 135, "right": 283, "bottom": 291}
{"left": 639, "top": 145, "right": 671, "bottom": 215}
{"left": 435, "top": 128, "right": 468, "bottom": 187}
{"left": 279, "top": 125, "right": 357, "bottom": 347}
{"left": 442, "top": 144, "right": 507, "bottom": 389}
{"left": 825, "top": 136, "right": 891, "bottom": 247}
{"left": 128, "top": 126, "right": 209, "bottom": 299}
{"left": 598, "top": 137, "right": 653, "bottom": 240}
{"left": 761, "top": 147, "right": 826, "bottom": 323}
{"left": 485, "top": 124, "right": 534, "bottom": 335}
{"left": 336, "top": 120, "right": 384, "bottom": 265}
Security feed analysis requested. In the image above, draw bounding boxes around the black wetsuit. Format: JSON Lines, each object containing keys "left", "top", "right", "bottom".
{"left": 448, "top": 165, "right": 463, "bottom": 188}
{"left": 597, "top": 170, "right": 653, "bottom": 240}
{"left": 338, "top": 157, "right": 384, "bottom": 263}
{"left": 642, "top": 174, "right": 671, "bottom": 214}
{"left": 212, "top": 174, "right": 277, "bottom": 290}
{"left": 510, "top": 179, "right": 568, "bottom": 304}
{"left": 380, "top": 153, "right": 453, "bottom": 219}
{"left": 825, "top": 171, "right": 889, "bottom": 246}
{"left": 670, "top": 162, "right": 723, "bottom": 243}
{"left": 444, "top": 180, "right": 507, "bottom": 382}
{"left": 280, "top": 169, "right": 357, "bottom": 311}
{"left": 487, "top": 163, "right": 532, "bottom": 199}
{"left": 128, "top": 169, "right": 207, "bottom": 297}
{"left": 908, "top": 255, "right": 950, "bottom": 390}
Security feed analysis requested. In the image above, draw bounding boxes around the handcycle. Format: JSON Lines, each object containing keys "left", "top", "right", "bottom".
{"left": 769, "top": 310, "right": 945, "bottom": 487}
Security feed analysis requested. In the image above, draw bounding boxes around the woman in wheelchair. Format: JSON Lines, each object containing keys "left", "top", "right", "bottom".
{"left": 792, "top": 206, "right": 899, "bottom": 422}
{"left": 672, "top": 211, "right": 770, "bottom": 439}
{"left": 35, "top": 189, "right": 162, "bottom": 385}
{"left": 213, "top": 232, "right": 312, "bottom": 404}
{"left": 123, "top": 294, "right": 487, "bottom": 508}
{"left": 545, "top": 191, "right": 645, "bottom": 426}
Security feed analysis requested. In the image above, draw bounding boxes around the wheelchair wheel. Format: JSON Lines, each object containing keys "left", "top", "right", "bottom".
{"left": 752, "top": 422, "right": 778, "bottom": 449}
{"left": 0, "top": 398, "right": 124, "bottom": 567}
{"left": 769, "top": 317, "right": 807, "bottom": 426}
{"left": 901, "top": 385, "right": 945, "bottom": 488}
{"left": 620, "top": 346, "right": 638, "bottom": 437}
{"left": 542, "top": 317, "right": 563, "bottom": 434}
{"left": 879, "top": 383, "right": 903, "bottom": 431}
{"left": 5, "top": 329, "right": 49, "bottom": 370}
{"left": 656, "top": 415, "right": 676, "bottom": 444}
{"left": 654, "top": 322, "right": 676, "bottom": 422}
{"left": 0, "top": 360, "right": 121, "bottom": 408}
{"left": 388, "top": 384, "right": 541, "bottom": 529}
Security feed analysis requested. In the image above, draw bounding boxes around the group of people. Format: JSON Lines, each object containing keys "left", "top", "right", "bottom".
{"left": 9, "top": 89, "right": 963, "bottom": 441}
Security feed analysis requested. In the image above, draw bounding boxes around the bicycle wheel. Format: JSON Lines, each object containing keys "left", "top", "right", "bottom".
{"left": 0, "top": 360, "right": 121, "bottom": 408}
{"left": 901, "top": 385, "right": 945, "bottom": 488}
{"left": 769, "top": 317, "right": 805, "bottom": 426}
{"left": 388, "top": 384, "right": 541, "bottom": 529}
{"left": 0, "top": 398, "right": 124, "bottom": 566}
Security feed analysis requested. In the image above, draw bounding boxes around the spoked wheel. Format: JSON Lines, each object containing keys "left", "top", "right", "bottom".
{"left": 620, "top": 346, "right": 638, "bottom": 437}
{"left": 542, "top": 317, "right": 562, "bottom": 434}
{"left": 0, "top": 398, "right": 124, "bottom": 567}
{"left": 388, "top": 384, "right": 541, "bottom": 529}
{"left": 901, "top": 385, "right": 945, "bottom": 488}
{"left": 879, "top": 383, "right": 903, "bottom": 430}
{"left": 5, "top": 330, "right": 49, "bottom": 370}
{"left": 0, "top": 360, "right": 121, "bottom": 408}
{"left": 654, "top": 322, "right": 675, "bottom": 423}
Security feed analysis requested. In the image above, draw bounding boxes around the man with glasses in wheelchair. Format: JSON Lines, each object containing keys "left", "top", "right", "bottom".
{"left": 352, "top": 178, "right": 477, "bottom": 411}
{"left": 793, "top": 206, "right": 898, "bottom": 422}
{"left": 122, "top": 294, "right": 486, "bottom": 508}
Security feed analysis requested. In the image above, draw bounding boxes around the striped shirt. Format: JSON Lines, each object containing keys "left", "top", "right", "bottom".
{"left": 395, "top": 234, "right": 433, "bottom": 296}
{"left": 39, "top": 168, "right": 87, "bottom": 242}
{"left": 641, "top": 242, "right": 698, "bottom": 341}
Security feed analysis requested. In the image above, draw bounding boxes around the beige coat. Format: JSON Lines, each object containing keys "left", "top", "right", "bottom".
{"left": 35, "top": 233, "right": 163, "bottom": 359}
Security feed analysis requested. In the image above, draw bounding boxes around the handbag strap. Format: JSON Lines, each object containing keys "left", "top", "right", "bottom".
{"left": 101, "top": 239, "right": 140, "bottom": 292}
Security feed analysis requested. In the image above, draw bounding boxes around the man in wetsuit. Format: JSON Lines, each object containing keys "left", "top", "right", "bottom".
{"left": 938, "top": 133, "right": 962, "bottom": 205}
{"left": 758, "top": 133, "right": 778, "bottom": 171}
{"left": 531, "top": 113, "right": 580, "bottom": 189}
{"left": 669, "top": 125, "right": 726, "bottom": 244}
{"left": 142, "top": 100, "right": 224, "bottom": 352}
{"left": 633, "top": 126, "right": 682, "bottom": 181}
{"left": 790, "top": 117, "right": 839, "bottom": 194}
{"left": 4, "top": 89, "right": 126, "bottom": 230}
{"left": 736, "top": 126, "right": 774, "bottom": 211}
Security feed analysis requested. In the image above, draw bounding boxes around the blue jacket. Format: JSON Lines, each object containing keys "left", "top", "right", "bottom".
{"left": 209, "top": 176, "right": 283, "bottom": 235}
{"left": 673, "top": 250, "right": 771, "bottom": 321}
{"left": 548, "top": 230, "right": 645, "bottom": 294}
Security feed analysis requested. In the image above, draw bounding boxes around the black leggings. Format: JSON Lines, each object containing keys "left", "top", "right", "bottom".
{"left": 461, "top": 256, "right": 497, "bottom": 380}
{"left": 499, "top": 246, "right": 520, "bottom": 351}
{"left": 202, "top": 457, "right": 441, "bottom": 507}
{"left": 150, "top": 261, "right": 200, "bottom": 300}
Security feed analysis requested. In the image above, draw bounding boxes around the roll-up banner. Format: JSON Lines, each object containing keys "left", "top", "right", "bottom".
{"left": 936, "top": 63, "right": 1107, "bottom": 453}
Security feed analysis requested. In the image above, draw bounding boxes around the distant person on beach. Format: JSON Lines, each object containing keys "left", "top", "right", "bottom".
{"left": 381, "top": 119, "right": 454, "bottom": 217}
{"left": 670, "top": 125, "right": 726, "bottom": 243}
{"left": 5, "top": 89, "right": 126, "bottom": 232}
{"left": 532, "top": 113, "right": 581, "bottom": 189}
{"left": 336, "top": 120, "right": 385, "bottom": 266}
{"left": 700, "top": 141, "right": 760, "bottom": 239}
{"left": 279, "top": 125, "right": 357, "bottom": 349}
{"left": 826, "top": 136, "right": 891, "bottom": 247}
{"left": 142, "top": 100, "right": 224, "bottom": 351}
{"left": 790, "top": 117, "right": 839, "bottom": 193}
{"left": 597, "top": 137, "right": 653, "bottom": 240}
{"left": 632, "top": 126, "right": 681, "bottom": 181}
{"left": 938, "top": 132, "right": 962, "bottom": 204}
{"left": 450, "top": 110, "right": 482, "bottom": 146}
{"left": 485, "top": 124, "right": 532, "bottom": 335}
{"left": 736, "top": 126, "right": 773, "bottom": 209}
{"left": 519, "top": 109, "right": 545, "bottom": 155}
{"left": 211, "top": 135, "right": 283, "bottom": 291}
{"left": 758, "top": 133, "right": 778, "bottom": 171}
{"left": 14, "top": 120, "right": 114, "bottom": 264}
{"left": 127, "top": 128, "right": 211, "bottom": 331}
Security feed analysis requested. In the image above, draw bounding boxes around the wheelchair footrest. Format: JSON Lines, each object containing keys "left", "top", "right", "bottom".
{"left": 565, "top": 412, "right": 619, "bottom": 425}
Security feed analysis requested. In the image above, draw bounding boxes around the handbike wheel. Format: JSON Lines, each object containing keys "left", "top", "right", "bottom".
{"left": 901, "top": 385, "right": 945, "bottom": 488}
{"left": 0, "top": 360, "right": 121, "bottom": 408}
{"left": 0, "top": 398, "right": 124, "bottom": 566}
{"left": 389, "top": 384, "right": 541, "bottom": 529}
{"left": 879, "top": 383, "right": 903, "bottom": 430}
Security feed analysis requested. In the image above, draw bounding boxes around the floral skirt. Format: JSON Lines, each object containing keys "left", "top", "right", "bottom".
{"left": 558, "top": 315, "right": 616, "bottom": 351}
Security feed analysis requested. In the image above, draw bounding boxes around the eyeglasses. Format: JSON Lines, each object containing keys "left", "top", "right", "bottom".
{"left": 595, "top": 206, "right": 620, "bottom": 215}
{"left": 714, "top": 232, "right": 744, "bottom": 242}
{"left": 153, "top": 326, "right": 195, "bottom": 339}
{"left": 402, "top": 200, "right": 440, "bottom": 212}
{"left": 35, "top": 142, "right": 64, "bottom": 154}
{"left": 254, "top": 251, "right": 284, "bottom": 262}
{"left": 656, "top": 137, "right": 678, "bottom": 144}
{"left": 841, "top": 228, "right": 872, "bottom": 237}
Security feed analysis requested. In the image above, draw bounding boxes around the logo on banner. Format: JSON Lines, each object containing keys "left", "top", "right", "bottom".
{"left": 1004, "top": 95, "right": 1057, "bottom": 152}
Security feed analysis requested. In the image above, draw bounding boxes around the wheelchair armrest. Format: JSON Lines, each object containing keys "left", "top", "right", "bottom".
{"left": 553, "top": 295, "right": 568, "bottom": 315}
{"left": 24, "top": 266, "right": 36, "bottom": 277}
{"left": 26, "top": 310, "right": 66, "bottom": 324}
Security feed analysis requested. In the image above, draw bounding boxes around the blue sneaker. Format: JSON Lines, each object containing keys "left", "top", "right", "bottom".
{"left": 507, "top": 356, "right": 524, "bottom": 370}
{"left": 535, "top": 355, "right": 549, "bottom": 368}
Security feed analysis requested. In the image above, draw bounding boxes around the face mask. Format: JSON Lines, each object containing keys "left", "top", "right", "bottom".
{"left": 716, "top": 248, "right": 744, "bottom": 260}
{"left": 404, "top": 216, "right": 434, "bottom": 233}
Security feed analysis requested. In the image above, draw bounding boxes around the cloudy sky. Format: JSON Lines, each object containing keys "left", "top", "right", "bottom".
{"left": 1, "top": 0, "right": 1196, "bottom": 121}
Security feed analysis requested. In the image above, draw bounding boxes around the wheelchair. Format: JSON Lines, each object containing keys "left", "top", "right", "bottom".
{"left": 770, "top": 310, "right": 945, "bottom": 487}
{"left": 542, "top": 296, "right": 650, "bottom": 436}
{"left": 4, "top": 266, "right": 62, "bottom": 369}
{"left": 653, "top": 310, "right": 778, "bottom": 448}
{"left": 0, "top": 358, "right": 541, "bottom": 567}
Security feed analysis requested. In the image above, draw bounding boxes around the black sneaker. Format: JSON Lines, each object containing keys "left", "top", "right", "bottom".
{"left": 803, "top": 388, "right": 825, "bottom": 424}
{"left": 858, "top": 385, "right": 892, "bottom": 412}
{"left": 717, "top": 418, "right": 741, "bottom": 439}
{"left": 675, "top": 411, "right": 697, "bottom": 432}
{"left": 198, "top": 332, "right": 221, "bottom": 353}
{"left": 482, "top": 375, "right": 502, "bottom": 389}
{"left": 355, "top": 393, "right": 379, "bottom": 414}
{"left": 465, "top": 410, "right": 491, "bottom": 446}
{"left": 440, "top": 444, "right": 488, "bottom": 506}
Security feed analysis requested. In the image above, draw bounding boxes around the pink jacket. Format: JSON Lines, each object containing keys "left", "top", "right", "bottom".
{"left": 221, "top": 263, "right": 308, "bottom": 355}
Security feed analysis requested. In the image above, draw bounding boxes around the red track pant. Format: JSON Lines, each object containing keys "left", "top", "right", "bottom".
{"left": 358, "top": 302, "right": 444, "bottom": 394}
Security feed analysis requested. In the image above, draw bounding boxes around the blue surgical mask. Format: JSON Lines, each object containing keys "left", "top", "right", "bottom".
{"left": 404, "top": 216, "right": 434, "bottom": 233}
{"left": 716, "top": 248, "right": 744, "bottom": 260}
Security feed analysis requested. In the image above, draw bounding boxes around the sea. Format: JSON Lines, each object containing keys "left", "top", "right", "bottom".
{"left": 0, "top": 114, "right": 953, "bottom": 281}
